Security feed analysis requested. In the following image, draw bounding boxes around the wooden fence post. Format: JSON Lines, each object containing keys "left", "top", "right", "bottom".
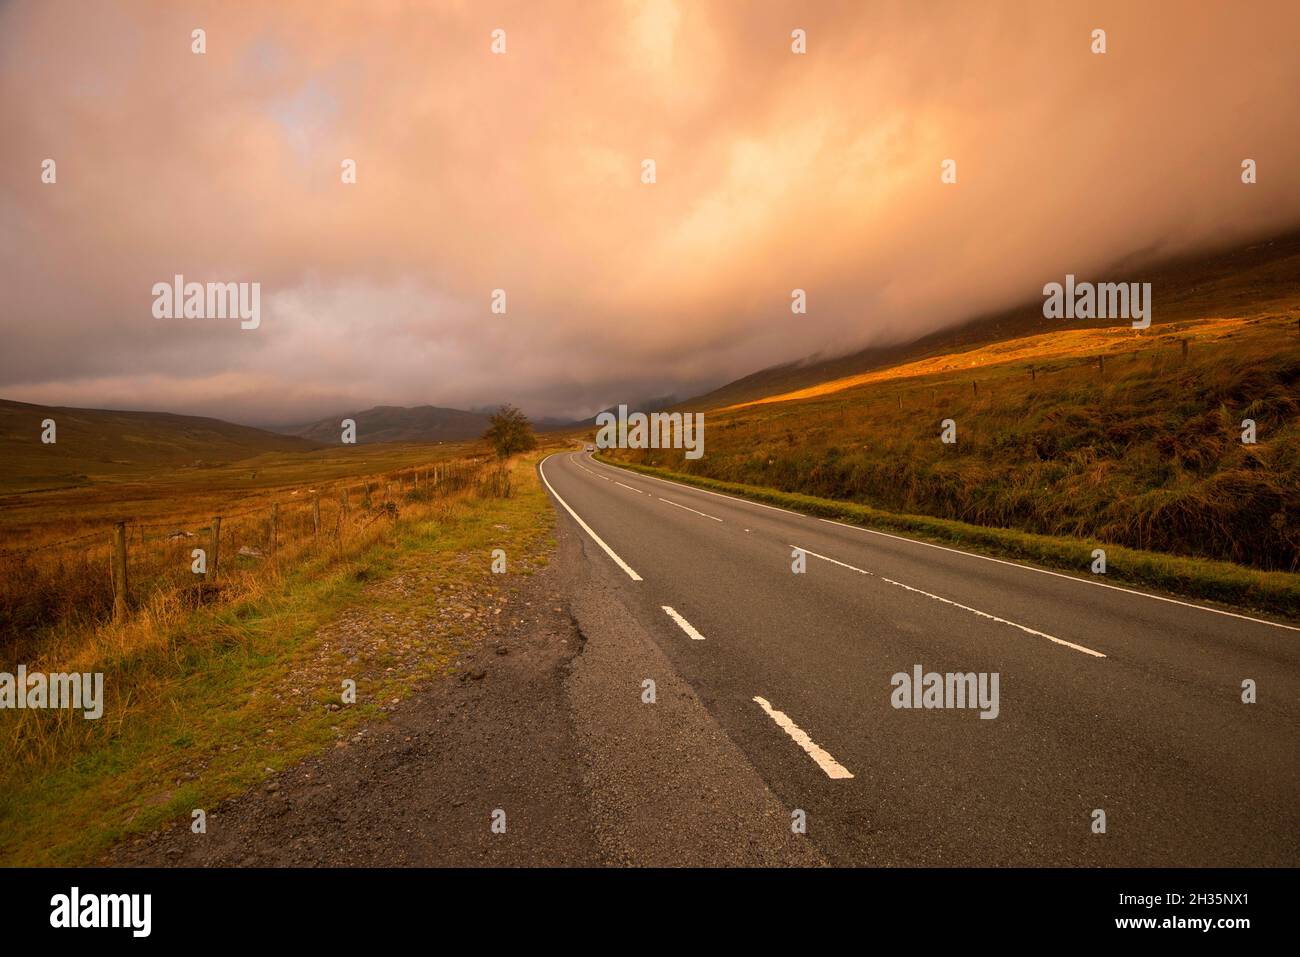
{"left": 313, "top": 497, "right": 321, "bottom": 540}
{"left": 270, "top": 503, "right": 279, "bottom": 555}
{"left": 111, "top": 522, "right": 128, "bottom": 622}
{"left": 1030, "top": 365, "right": 1036, "bottom": 381}
{"left": 1181, "top": 339, "right": 1189, "bottom": 361}
{"left": 208, "top": 517, "right": 221, "bottom": 584}
{"left": 1098, "top": 355, "right": 1105, "bottom": 374}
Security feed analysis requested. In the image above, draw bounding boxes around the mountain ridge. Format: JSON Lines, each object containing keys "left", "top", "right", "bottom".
{"left": 282, "top": 404, "right": 491, "bottom": 445}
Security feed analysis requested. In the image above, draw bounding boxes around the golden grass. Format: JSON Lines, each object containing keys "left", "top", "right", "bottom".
{"left": 607, "top": 314, "right": 1300, "bottom": 575}
{"left": 1, "top": 443, "right": 492, "bottom": 660}
{"left": 0, "top": 450, "right": 557, "bottom": 865}
{"left": 724, "top": 317, "right": 1269, "bottom": 411}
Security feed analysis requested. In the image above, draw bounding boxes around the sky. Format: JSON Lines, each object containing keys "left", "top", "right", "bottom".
{"left": 2, "top": 0, "right": 1299, "bottom": 426}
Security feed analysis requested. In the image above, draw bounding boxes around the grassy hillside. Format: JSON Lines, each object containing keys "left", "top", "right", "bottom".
{"left": 287, "top": 404, "right": 490, "bottom": 445}
{"left": 604, "top": 313, "right": 1300, "bottom": 575}
{"left": 0, "top": 398, "right": 319, "bottom": 493}
{"left": 689, "top": 231, "right": 1300, "bottom": 410}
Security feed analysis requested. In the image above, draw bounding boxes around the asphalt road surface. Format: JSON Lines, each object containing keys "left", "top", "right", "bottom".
{"left": 539, "top": 450, "right": 1299, "bottom": 866}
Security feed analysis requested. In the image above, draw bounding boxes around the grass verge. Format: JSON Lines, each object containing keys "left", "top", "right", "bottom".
{"left": 0, "top": 453, "right": 554, "bottom": 866}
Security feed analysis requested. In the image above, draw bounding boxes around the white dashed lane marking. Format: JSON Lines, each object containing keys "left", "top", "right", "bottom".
{"left": 753, "top": 696, "right": 854, "bottom": 780}
{"left": 791, "top": 544, "right": 1107, "bottom": 658}
{"left": 662, "top": 605, "right": 707, "bottom": 640}
{"left": 658, "top": 497, "right": 723, "bottom": 522}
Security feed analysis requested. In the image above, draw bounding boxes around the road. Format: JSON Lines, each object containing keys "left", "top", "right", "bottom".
{"left": 539, "top": 450, "right": 1299, "bottom": 866}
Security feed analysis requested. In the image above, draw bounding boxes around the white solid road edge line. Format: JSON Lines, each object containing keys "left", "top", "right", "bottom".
{"left": 752, "top": 696, "right": 854, "bottom": 780}
{"left": 792, "top": 544, "right": 1107, "bottom": 659}
{"left": 540, "top": 453, "right": 643, "bottom": 581}
{"left": 817, "top": 517, "right": 1300, "bottom": 634}
{"left": 662, "top": 605, "right": 707, "bottom": 640}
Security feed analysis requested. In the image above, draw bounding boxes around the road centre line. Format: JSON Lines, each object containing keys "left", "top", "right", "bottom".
{"left": 752, "top": 696, "right": 854, "bottom": 780}
{"left": 570, "top": 454, "right": 610, "bottom": 480}
{"left": 662, "top": 605, "right": 707, "bottom": 640}
{"left": 816, "top": 517, "right": 1300, "bottom": 633}
{"left": 658, "top": 497, "right": 723, "bottom": 522}
{"left": 790, "top": 544, "right": 1107, "bottom": 658}
{"left": 587, "top": 454, "right": 806, "bottom": 517}
{"left": 586, "top": 451, "right": 1296, "bottom": 633}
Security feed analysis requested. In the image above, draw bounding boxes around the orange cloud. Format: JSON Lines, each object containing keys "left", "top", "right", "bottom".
{"left": 1, "top": 0, "right": 1297, "bottom": 423}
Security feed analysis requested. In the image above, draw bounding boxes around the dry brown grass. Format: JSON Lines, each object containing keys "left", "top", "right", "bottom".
{"left": 1, "top": 451, "right": 520, "bottom": 769}
{"left": 0, "top": 449, "right": 554, "bottom": 865}
{"left": 1, "top": 449, "right": 494, "bottom": 668}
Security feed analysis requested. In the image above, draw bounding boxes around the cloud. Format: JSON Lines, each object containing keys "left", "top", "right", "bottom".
{"left": 2, "top": 0, "right": 1298, "bottom": 424}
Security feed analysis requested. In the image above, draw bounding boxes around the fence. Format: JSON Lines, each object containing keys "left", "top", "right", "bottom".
{"left": 0, "top": 458, "right": 506, "bottom": 644}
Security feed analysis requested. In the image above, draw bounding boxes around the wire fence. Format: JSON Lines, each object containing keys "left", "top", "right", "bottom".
{"left": 1, "top": 457, "right": 503, "bottom": 643}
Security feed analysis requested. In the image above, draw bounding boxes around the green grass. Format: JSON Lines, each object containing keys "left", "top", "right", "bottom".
{"left": 0, "top": 454, "right": 555, "bottom": 866}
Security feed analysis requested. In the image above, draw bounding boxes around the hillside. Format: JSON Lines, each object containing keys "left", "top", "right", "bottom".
{"left": 687, "top": 230, "right": 1300, "bottom": 410}
{"left": 603, "top": 230, "right": 1300, "bottom": 574}
{"left": 287, "top": 405, "right": 490, "bottom": 445}
{"left": 0, "top": 399, "right": 319, "bottom": 493}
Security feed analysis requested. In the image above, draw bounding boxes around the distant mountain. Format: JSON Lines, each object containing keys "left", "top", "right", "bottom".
{"left": 588, "top": 395, "right": 681, "bottom": 422}
{"left": 524, "top": 396, "right": 683, "bottom": 434}
{"left": 284, "top": 405, "right": 491, "bottom": 445}
{"left": 0, "top": 398, "right": 319, "bottom": 492}
{"left": 683, "top": 229, "right": 1300, "bottom": 410}
{"left": 533, "top": 415, "right": 583, "bottom": 433}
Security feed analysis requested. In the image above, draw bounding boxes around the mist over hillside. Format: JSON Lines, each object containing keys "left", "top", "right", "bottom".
{"left": 683, "top": 230, "right": 1300, "bottom": 410}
